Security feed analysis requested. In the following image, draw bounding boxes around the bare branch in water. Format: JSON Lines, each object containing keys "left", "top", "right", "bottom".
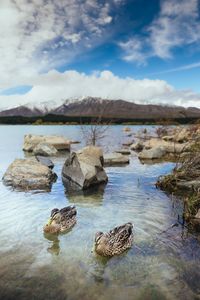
{"left": 80, "top": 104, "right": 112, "bottom": 146}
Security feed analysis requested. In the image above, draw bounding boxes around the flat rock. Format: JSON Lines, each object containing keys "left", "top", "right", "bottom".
{"left": 35, "top": 155, "right": 54, "bottom": 169}
{"left": 104, "top": 153, "right": 129, "bottom": 166}
{"left": 33, "top": 143, "right": 58, "bottom": 156}
{"left": 62, "top": 146, "right": 108, "bottom": 189}
{"left": 115, "top": 149, "right": 131, "bottom": 155}
{"left": 139, "top": 147, "right": 166, "bottom": 160}
{"left": 23, "top": 134, "right": 71, "bottom": 152}
{"left": 2, "top": 158, "right": 57, "bottom": 190}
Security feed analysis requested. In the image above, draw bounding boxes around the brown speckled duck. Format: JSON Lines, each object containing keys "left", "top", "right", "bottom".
{"left": 43, "top": 206, "right": 77, "bottom": 234}
{"left": 94, "top": 222, "right": 133, "bottom": 257}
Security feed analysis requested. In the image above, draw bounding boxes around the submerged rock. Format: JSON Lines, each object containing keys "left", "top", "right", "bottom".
{"left": 138, "top": 147, "right": 166, "bottom": 160}
{"left": 23, "top": 134, "right": 70, "bottom": 152}
{"left": 33, "top": 143, "right": 58, "bottom": 156}
{"left": 62, "top": 146, "right": 108, "bottom": 189}
{"left": 104, "top": 153, "right": 129, "bottom": 166}
{"left": 2, "top": 158, "right": 57, "bottom": 190}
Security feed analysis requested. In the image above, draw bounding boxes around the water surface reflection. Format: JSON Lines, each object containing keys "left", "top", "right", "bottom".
{"left": 0, "top": 125, "right": 199, "bottom": 300}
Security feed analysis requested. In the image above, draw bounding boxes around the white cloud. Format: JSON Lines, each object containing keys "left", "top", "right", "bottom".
{"left": 0, "top": 0, "right": 119, "bottom": 89}
{"left": 119, "top": 38, "right": 148, "bottom": 65}
{"left": 0, "top": 70, "right": 200, "bottom": 110}
{"left": 120, "top": 0, "right": 200, "bottom": 63}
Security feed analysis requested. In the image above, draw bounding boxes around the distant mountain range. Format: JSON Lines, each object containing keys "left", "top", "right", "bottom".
{"left": 0, "top": 97, "right": 200, "bottom": 121}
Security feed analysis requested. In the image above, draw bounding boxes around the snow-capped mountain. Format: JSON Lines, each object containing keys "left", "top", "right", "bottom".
{"left": 0, "top": 97, "right": 200, "bottom": 120}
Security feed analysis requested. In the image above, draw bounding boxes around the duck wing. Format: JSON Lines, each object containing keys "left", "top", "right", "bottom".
{"left": 109, "top": 223, "right": 133, "bottom": 245}
{"left": 60, "top": 206, "right": 77, "bottom": 220}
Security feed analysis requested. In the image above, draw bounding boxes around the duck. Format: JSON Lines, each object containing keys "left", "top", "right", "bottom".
{"left": 43, "top": 206, "right": 77, "bottom": 234}
{"left": 94, "top": 222, "right": 133, "bottom": 257}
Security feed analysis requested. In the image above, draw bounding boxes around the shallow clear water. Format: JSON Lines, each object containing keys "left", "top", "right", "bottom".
{"left": 0, "top": 125, "right": 200, "bottom": 300}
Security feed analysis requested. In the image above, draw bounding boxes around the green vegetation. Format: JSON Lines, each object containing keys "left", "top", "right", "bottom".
{"left": 157, "top": 153, "right": 200, "bottom": 229}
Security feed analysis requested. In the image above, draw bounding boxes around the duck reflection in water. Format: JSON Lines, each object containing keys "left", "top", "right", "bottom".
{"left": 44, "top": 233, "right": 60, "bottom": 256}
{"left": 43, "top": 206, "right": 77, "bottom": 255}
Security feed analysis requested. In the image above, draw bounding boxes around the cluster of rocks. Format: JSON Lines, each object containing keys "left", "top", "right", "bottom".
{"left": 23, "top": 134, "right": 71, "bottom": 156}
{"left": 3, "top": 134, "right": 112, "bottom": 191}
{"left": 3, "top": 131, "right": 134, "bottom": 192}
{"left": 120, "top": 126, "right": 191, "bottom": 161}
{"left": 124, "top": 126, "right": 196, "bottom": 161}
{"left": 155, "top": 126, "right": 200, "bottom": 227}
{"left": 2, "top": 134, "right": 72, "bottom": 191}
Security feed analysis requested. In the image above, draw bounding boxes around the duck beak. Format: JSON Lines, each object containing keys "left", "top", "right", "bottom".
{"left": 47, "top": 218, "right": 53, "bottom": 225}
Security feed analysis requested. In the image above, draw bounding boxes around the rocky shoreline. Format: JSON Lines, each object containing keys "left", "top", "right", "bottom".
{"left": 121, "top": 125, "right": 200, "bottom": 230}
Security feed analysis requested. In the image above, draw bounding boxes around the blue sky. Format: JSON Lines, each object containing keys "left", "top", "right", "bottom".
{"left": 0, "top": 0, "right": 200, "bottom": 109}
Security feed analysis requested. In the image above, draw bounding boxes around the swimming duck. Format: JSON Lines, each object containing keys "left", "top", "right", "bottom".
{"left": 43, "top": 206, "right": 77, "bottom": 234}
{"left": 94, "top": 222, "right": 133, "bottom": 257}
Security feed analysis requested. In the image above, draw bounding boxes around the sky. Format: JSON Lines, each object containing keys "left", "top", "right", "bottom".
{"left": 0, "top": 0, "right": 200, "bottom": 110}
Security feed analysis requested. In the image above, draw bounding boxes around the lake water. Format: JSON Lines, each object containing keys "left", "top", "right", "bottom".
{"left": 0, "top": 125, "right": 200, "bottom": 300}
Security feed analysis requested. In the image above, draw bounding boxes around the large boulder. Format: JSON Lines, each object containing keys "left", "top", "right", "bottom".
{"left": 139, "top": 147, "right": 166, "bottom": 160}
{"left": 104, "top": 153, "right": 129, "bottom": 166}
{"left": 2, "top": 158, "right": 57, "bottom": 190}
{"left": 62, "top": 146, "right": 108, "bottom": 189}
{"left": 33, "top": 143, "right": 58, "bottom": 156}
{"left": 23, "top": 134, "right": 70, "bottom": 152}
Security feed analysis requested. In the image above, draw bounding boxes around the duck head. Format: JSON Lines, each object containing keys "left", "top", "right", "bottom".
{"left": 43, "top": 208, "right": 61, "bottom": 234}
{"left": 94, "top": 231, "right": 109, "bottom": 255}
{"left": 95, "top": 231, "right": 104, "bottom": 244}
